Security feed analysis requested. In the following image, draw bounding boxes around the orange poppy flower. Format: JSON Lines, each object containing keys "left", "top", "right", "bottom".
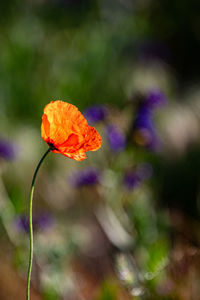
{"left": 41, "top": 100, "right": 102, "bottom": 161}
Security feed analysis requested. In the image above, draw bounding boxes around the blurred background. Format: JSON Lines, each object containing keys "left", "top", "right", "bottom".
{"left": 1, "top": 0, "right": 200, "bottom": 299}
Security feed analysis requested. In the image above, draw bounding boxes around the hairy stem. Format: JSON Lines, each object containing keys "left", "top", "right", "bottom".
{"left": 26, "top": 147, "right": 51, "bottom": 300}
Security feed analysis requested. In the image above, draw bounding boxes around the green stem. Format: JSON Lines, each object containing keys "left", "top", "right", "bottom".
{"left": 26, "top": 147, "right": 51, "bottom": 300}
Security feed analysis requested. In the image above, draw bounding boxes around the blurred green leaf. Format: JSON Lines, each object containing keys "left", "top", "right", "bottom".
{"left": 96, "top": 281, "right": 118, "bottom": 300}
{"left": 145, "top": 239, "right": 169, "bottom": 281}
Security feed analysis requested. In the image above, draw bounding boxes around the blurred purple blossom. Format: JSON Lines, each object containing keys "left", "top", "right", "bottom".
{"left": 124, "top": 163, "right": 153, "bottom": 190}
{"left": 144, "top": 89, "right": 167, "bottom": 109}
{"left": 83, "top": 105, "right": 108, "bottom": 124}
{"left": 36, "top": 213, "right": 54, "bottom": 230}
{"left": 107, "top": 124, "right": 126, "bottom": 152}
{"left": 16, "top": 215, "right": 29, "bottom": 233}
{"left": 70, "top": 167, "right": 100, "bottom": 187}
{"left": 16, "top": 213, "right": 53, "bottom": 233}
{"left": 133, "top": 106, "right": 160, "bottom": 150}
{"left": 0, "top": 138, "right": 17, "bottom": 161}
{"left": 132, "top": 89, "right": 166, "bottom": 151}
{"left": 123, "top": 170, "right": 140, "bottom": 190}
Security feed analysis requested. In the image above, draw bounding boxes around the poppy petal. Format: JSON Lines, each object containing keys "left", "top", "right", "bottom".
{"left": 83, "top": 126, "right": 102, "bottom": 152}
{"left": 41, "top": 100, "right": 101, "bottom": 160}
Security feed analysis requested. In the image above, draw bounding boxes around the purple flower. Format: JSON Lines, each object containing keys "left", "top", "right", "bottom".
{"left": 0, "top": 138, "right": 16, "bottom": 160}
{"left": 107, "top": 124, "right": 126, "bottom": 152}
{"left": 36, "top": 213, "right": 54, "bottom": 231}
{"left": 131, "top": 89, "right": 166, "bottom": 150}
{"left": 16, "top": 215, "right": 29, "bottom": 233}
{"left": 123, "top": 163, "right": 153, "bottom": 190}
{"left": 144, "top": 89, "right": 167, "bottom": 109}
{"left": 70, "top": 167, "right": 100, "bottom": 187}
{"left": 133, "top": 106, "right": 160, "bottom": 151}
{"left": 123, "top": 170, "right": 140, "bottom": 190}
{"left": 83, "top": 105, "right": 108, "bottom": 124}
{"left": 15, "top": 213, "right": 53, "bottom": 233}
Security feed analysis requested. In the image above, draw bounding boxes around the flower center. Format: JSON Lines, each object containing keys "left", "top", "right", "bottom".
{"left": 47, "top": 142, "right": 59, "bottom": 151}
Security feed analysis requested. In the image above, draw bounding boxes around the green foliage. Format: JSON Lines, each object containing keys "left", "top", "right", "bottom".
{"left": 96, "top": 281, "right": 118, "bottom": 300}
{"left": 145, "top": 239, "right": 169, "bottom": 280}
